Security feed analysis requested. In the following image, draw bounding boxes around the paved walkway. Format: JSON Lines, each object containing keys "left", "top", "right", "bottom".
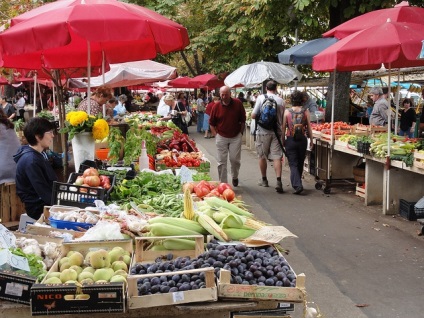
{"left": 188, "top": 126, "right": 424, "bottom": 318}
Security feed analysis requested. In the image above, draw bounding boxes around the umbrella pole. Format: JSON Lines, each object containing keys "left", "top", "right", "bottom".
{"left": 384, "top": 64, "right": 392, "bottom": 214}
{"left": 33, "top": 72, "right": 37, "bottom": 117}
{"left": 394, "top": 69, "right": 401, "bottom": 135}
{"left": 87, "top": 41, "right": 91, "bottom": 114}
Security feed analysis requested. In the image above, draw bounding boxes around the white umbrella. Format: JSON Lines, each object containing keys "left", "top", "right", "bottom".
{"left": 224, "top": 61, "right": 302, "bottom": 88}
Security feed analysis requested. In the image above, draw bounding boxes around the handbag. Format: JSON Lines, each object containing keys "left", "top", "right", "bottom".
{"left": 184, "top": 111, "right": 192, "bottom": 123}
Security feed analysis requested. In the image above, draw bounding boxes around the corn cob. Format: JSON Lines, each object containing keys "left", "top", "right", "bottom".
{"left": 196, "top": 212, "right": 229, "bottom": 242}
{"left": 203, "top": 197, "right": 253, "bottom": 217}
{"left": 163, "top": 238, "right": 196, "bottom": 250}
{"left": 148, "top": 217, "right": 208, "bottom": 235}
{"left": 146, "top": 223, "right": 203, "bottom": 237}
{"left": 223, "top": 228, "right": 255, "bottom": 241}
{"left": 150, "top": 244, "right": 167, "bottom": 251}
{"left": 183, "top": 187, "right": 195, "bottom": 220}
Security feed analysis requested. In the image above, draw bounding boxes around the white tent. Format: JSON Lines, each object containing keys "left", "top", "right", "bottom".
{"left": 73, "top": 60, "right": 177, "bottom": 88}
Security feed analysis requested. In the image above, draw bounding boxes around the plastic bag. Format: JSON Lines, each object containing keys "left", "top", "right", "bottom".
{"left": 75, "top": 221, "right": 124, "bottom": 241}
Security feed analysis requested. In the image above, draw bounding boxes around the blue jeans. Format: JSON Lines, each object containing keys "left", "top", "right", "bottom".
{"left": 399, "top": 129, "right": 413, "bottom": 138}
{"left": 285, "top": 136, "right": 307, "bottom": 189}
{"left": 197, "top": 112, "right": 204, "bottom": 132}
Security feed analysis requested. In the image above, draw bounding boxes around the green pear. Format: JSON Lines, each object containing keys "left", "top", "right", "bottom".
{"left": 80, "top": 278, "right": 95, "bottom": 284}
{"left": 93, "top": 268, "right": 114, "bottom": 282}
{"left": 110, "top": 275, "right": 127, "bottom": 286}
{"left": 59, "top": 257, "right": 70, "bottom": 267}
{"left": 45, "top": 272, "right": 61, "bottom": 280}
{"left": 60, "top": 261, "right": 72, "bottom": 271}
{"left": 82, "top": 266, "right": 95, "bottom": 274}
{"left": 69, "top": 265, "right": 83, "bottom": 275}
{"left": 60, "top": 268, "right": 78, "bottom": 283}
{"left": 113, "top": 269, "right": 128, "bottom": 278}
{"left": 122, "top": 255, "right": 131, "bottom": 266}
{"left": 108, "top": 247, "right": 127, "bottom": 263}
{"left": 66, "top": 251, "right": 76, "bottom": 257}
{"left": 78, "top": 271, "right": 94, "bottom": 282}
{"left": 111, "top": 261, "right": 128, "bottom": 272}
{"left": 44, "top": 277, "right": 62, "bottom": 284}
{"left": 90, "top": 249, "right": 111, "bottom": 269}
{"left": 84, "top": 251, "right": 94, "bottom": 266}
{"left": 68, "top": 252, "right": 84, "bottom": 267}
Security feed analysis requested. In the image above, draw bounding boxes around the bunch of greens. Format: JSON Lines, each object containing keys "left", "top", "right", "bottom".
{"left": 110, "top": 171, "right": 181, "bottom": 205}
{"left": 192, "top": 172, "right": 212, "bottom": 182}
{"left": 123, "top": 125, "right": 159, "bottom": 165}
{"left": 107, "top": 127, "right": 125, "bottom": 165}
{"left": 37, "top": 110, "right": 54, "bottom": 121}
{"left": 8, "top": 247, "right": 46, "bottom": 279}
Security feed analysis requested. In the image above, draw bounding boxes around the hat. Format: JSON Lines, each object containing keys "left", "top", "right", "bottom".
{"left": 164, "top": 93, "right": 175, "bottom": 101}
{"left": 369, "top": 87, "right": 383, "bottom": 95}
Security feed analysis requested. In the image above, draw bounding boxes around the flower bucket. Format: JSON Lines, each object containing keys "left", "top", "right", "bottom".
{"left": 72, "top": 132, "right": 95, "bottom": 173}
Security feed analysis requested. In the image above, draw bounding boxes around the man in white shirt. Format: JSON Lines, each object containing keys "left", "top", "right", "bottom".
{"left": 156, "top": 91, "right": 169, "bottom": 117}
{"left": 14, "top": 92, "right": 26, "bottom": 121}
{"left": 251, "top": 80, "right": 285, "bottom": 193}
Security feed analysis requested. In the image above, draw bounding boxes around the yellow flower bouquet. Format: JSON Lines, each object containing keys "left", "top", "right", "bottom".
{"left": 60, "top": 111, "right": 109, "bottom": 140}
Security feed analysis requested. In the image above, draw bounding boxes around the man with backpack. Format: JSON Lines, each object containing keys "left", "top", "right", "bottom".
{"left": 251, "top": 80, "right": 285, "bottom": 193}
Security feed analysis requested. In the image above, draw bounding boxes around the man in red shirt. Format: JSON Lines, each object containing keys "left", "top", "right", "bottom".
{"left": 209, "top": 86, "right": 246, "bottom": 186}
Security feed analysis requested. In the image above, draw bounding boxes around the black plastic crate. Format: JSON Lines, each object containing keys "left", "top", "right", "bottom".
{"left": 357, "top": 141, "right": 371, "bottom": 155}
{"left": 399, "top": 199, "right": 417, "bottom": 221}
{"left": 414, "top": 207, "right": 424, "bottom": 220}
{"left": 52, "top": 174, "right": 115, "bottom": 208}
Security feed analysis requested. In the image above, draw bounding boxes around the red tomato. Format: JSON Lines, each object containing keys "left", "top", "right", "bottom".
{"left": 195, "top": 186, "right": 210, "bottom": 198}
{"left": 222, "top": 188, "right": 235, "bottom": 202}
{"left": 217, "top": 183, "right": 232, "bottom": 194}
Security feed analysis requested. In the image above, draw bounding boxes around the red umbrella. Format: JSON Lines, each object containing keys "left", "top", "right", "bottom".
{"left": 2, "top": 0, "right": 189, "bottom": 60}
{"left": 168, "top": 76, "right": 197, "bottom": 88}
{"left": 313, "top": 21, "right": 424, "bottom": 72}
{"left": 323, "top": 1, "right": 424, "bottom": 39}
{"left": 0, "top": 0, "right": 189, "bottom": 114}
{"left": 188, "top": 73, "right": 225, "bottom": 89}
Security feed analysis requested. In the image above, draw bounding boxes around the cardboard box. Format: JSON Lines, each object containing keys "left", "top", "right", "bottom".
{"left": 0, "top": 232, "right": 63, "bottom": 305}
{"left": 218, "top": 269, "right": 305, "bottom": 302}
{"left": 413, "top": 151, "right": 424, "bottom": 170}
{"left": 31, "top": 239, "right": 133, "bottom": 315}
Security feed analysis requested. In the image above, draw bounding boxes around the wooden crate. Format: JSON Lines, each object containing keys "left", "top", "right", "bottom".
{"left": 356, "top": 184, "right": 366, "bottom": 198}
{"left": 128, "top": 267, "right": 217, "bottom": 309}
{"left": 134, "top": 235, "right": 205, "bottom": 264}
{"left": 218, "top": 269, "right": 305, "bottom": 302}
{"left": 413, "top": 151, "right": 424, "bottom": 170}
{"left": 1, "top": 182, "right": 25, "bottom": 228}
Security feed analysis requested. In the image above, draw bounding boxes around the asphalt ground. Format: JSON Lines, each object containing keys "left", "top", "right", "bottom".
{"left": 188, "top": 125, "right": 424, "bottom": 318}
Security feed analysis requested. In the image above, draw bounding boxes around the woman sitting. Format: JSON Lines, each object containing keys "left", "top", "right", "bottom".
{"left": 14, "top": 118, "right": 58, "bottom": 220}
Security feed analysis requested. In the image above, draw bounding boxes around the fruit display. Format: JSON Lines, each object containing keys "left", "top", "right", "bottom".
{"left": 43, "top": 246, "right": 131, "bottom": 285}
{"left": 311, "top": 121, "right": 351, "bottom": 131}
{"left": 129, "top": 240, "right": 296, "bottom": 297}
{"left": 182, "top": 180, "right": 236, "bottom": 201}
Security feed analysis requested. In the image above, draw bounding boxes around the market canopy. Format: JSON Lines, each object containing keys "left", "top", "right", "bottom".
{"left": 278, "top": 37, "right": 338, "bottom": 65}
{"left": 224, "top": 61, "right": 302, "bottom": 88}
{"left": 73, "top": 60, "right": 178, "bottom": 88}
{"left": 188, "top": 74, "right": 225, "bottom": 89}
{"left": 168, "top": 76, "right": 197, "bottom": 89}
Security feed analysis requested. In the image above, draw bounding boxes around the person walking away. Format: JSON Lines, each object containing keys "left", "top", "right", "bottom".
{"left": 14, "top": 92, "right": 26, "bottom": 121}
{"left": 282, "top": 90, "right": 314, "bottom": 194}
{"left": 204, "top": 96, "right": 219, "bottom": 138}
{"left": 0, "top": 108, "right": 20, "bottom": 184}
{"left": 1, "top": 96, "right": 16, "bottom": 121}
{"left": 399, "top": 98, "right": 416, "bottom": 138}
{"left": 14, "top": 117, "right": 58, "bottom": 220}
{"left": 369, "top": 87, "right": 389, "bottom": 127}
{"left": 196, "top": 93, "right": 206, "bottom": 133}
{"left": 251, "top": 80, "right": 285, "bottom": 193}
{"left": 209, "top": 86, "right": 246, "bottom": 186}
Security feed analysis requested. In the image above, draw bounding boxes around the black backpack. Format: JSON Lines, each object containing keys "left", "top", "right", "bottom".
{"left": 257, "top": 94, "right": 278, "bottom": 130}
{"left": 289, "top": 108, "right": 305, "bottom": 141}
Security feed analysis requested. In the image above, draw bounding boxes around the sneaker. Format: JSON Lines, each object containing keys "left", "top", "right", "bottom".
{"left": 258, "top": 179, "right": 269, "bottom": 187}
{"left": 275, "top": 181, "right": 284, "bottom": 193}
{"left": 232, "top": 178, "right": 239, "bottom": 187}
{"left": 293, "top": 186, "right": 304, "bottom": 195}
